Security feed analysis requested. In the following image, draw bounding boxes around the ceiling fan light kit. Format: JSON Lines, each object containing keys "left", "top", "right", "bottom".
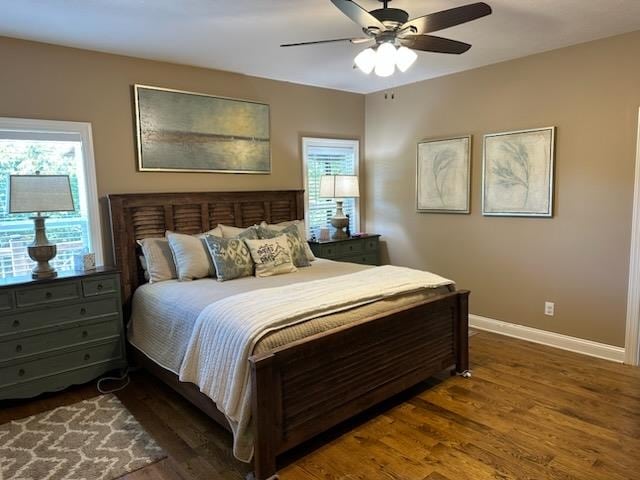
{"left": 355, "top": 42, "right": 418, "bottom": 77}
{"left": 281, "top": 0, "right": 493, "bottom": 79}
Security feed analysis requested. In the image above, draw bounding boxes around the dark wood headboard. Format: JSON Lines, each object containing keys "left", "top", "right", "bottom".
{"left": 107, "top": 190, "right": 304, "bottom": 311}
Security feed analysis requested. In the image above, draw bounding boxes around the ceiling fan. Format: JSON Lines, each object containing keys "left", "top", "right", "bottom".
{"left": 281, "top": 0, "right": 492, "bottom": 77}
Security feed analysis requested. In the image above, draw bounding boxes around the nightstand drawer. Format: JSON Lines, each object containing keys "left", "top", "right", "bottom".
{"left": 83, "top": 276, "right": 118, "bottom": 297}
{"left": 1, "top": 297, "right": 120, "bottom": 335}
{"left": 338, "top": 240, "right": 364, "bottom": 256}
{"left": 15, "top": 282, "right": 80, "bottom": 308}
{"left": 0, "top": 340, "right": 123, "bottom": 389}
{"left": 0, "top": 320, "right": 121, "bottom": 362}
{"left": 349, "top": 254, "right": 379, "bottom": 266}
{"left": 0, "top": 291, "right": 13, "bottom": 311}
{"left": 363, "top": 237, "right": 379, "bottom": 252}
{"left": 318, "top": 244, "right": 340, "bottom": 258}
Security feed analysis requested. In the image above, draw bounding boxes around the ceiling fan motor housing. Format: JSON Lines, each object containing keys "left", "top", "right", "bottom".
{"left": 369, "top": 8, "right": 409, "bottom": 28}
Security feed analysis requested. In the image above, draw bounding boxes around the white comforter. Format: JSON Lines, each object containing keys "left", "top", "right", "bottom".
{"left": 178, "top": 265, "right": 453, "bottom": 462}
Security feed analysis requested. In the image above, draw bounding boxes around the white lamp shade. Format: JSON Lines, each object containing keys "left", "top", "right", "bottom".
{"left": 396, "top": 46, "right": 418, "bottom": 72}
{"left": 319, "top": 175, "right": 360, "bottom": 198}
{"left": 9, "top": 174, "right": 75, "bottom": 213}
{"left": 374, "top": 42, "right": 396, "bottom": 77}
{"left": 354, "top": 47, "right": 376, "bottom": 74}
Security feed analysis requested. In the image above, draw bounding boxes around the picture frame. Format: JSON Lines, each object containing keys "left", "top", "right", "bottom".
{"left": 416, "top": 135, "right": 471, "bottom": 213}
{"left": 134, "top": 84, "right": 271, "bottom": 174}
{"left": 482, "top": 126, "right": 555, "bottom": 217}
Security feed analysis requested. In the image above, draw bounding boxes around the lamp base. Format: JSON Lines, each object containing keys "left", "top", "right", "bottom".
{"left": 330, "top": 200, "right": 350, "bottom": 240}
{"left": 28, "top": 215, "right": 58, "bottom": 279}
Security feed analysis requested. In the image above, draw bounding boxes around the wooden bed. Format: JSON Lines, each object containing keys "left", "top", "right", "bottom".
{"left": 107, "top": 189, "right": 470, "bottom": 480}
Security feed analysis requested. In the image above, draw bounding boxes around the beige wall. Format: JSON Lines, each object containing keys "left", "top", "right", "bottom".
{"left": 365, "top": 31, "right": 640, "bottom": 347}
{"left": 0, "top": 36, "right": 364, "bottom": 262}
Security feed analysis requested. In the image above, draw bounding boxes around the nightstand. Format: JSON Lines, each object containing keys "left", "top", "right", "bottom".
{"left": 0, "top": 267, "right": 127, "bottom": 400}
{"left": 308, "top": 235, "right": 381, "bottom": 266}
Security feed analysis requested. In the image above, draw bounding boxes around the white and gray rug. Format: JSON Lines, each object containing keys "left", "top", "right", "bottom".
{"left": 0, "top": 394, "right": 166, "bottom": 480}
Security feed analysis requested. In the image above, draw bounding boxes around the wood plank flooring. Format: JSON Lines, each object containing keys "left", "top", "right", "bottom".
{"left": 2, "top": 332, "right": 639, "bottom": 480}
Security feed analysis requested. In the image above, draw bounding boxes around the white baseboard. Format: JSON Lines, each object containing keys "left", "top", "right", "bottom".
{"left": 469, "top": 314, "right": 625, "bottom": 363}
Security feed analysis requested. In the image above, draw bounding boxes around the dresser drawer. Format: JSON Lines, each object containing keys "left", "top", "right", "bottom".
{"left": 1, "top": 297, "right": 120, "bottom": 336}
{"left": 82, "top": 276, "right": 118, "bottom": 297}
{"left": 0, "top": 291, "right": 13, "bottom": 311}
{"left": 363, "top": 237, "right": 379, "bottom": 252}
{"left": 0, "top": 319, "right": 121, "bottom": 362}
{"left": 15, "top": 281, "right": 80, "bottom": 308}
{"left": 338, "top": 240, "right": 364, "bottom": 256}
{"left": 318, "top": 244, "right": 339, "bottom": 258}
{"left": 0, "top": 340, "right": 123, "bottom": 389}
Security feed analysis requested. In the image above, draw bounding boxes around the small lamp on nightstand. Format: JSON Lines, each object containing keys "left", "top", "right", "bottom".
{"left": 319, "top": 175, "right": 360, "bottom": 240}
{"left": 8, "top": 172, "right": 75, "bottom": 279}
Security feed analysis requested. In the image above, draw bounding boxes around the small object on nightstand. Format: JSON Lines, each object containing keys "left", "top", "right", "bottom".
{"left": 73, "top": 251, "right": 96, "bottom": 272}
{"left": 319, "top": 227, "right": 330, "bottom": 241}
{"left": 345, "top": 214, "right": 351, "bottom": 238}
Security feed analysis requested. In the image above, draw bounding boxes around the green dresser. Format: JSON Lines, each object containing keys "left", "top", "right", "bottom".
{"left": 0, "top": 267, "right": 126, "bottom": 400}
{"left": 308, "top": 235, "right": 381, "bottom": 266}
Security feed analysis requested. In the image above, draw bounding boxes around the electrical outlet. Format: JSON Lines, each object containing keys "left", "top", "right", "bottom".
{"left": 545, "top": 302, "right": 555, "bottom": 316}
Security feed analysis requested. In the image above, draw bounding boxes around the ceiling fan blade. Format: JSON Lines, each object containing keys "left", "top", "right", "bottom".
{"left": 400, "top": 35, "right": 472, "bottom": 54}
{"left": 401, "top": 2, "right": 492, "bottom": 35}
{"left": 330, "top": 0, "right": 386, "bottom": 31}
{"left": 280, "top": 37, "right": 371, "bottom": 47}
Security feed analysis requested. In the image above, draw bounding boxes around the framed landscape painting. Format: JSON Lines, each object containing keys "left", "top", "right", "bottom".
{"left": 416, "top": 135, "right": 471, "bottom": 213}
{"left": 482, "top": 127, "right": 555, "bottom": 217}
{"left": 134, "top": 84, "right": 270, "bottom": 174}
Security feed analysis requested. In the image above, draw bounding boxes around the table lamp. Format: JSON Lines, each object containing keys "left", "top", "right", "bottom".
{"left": 319, "top": 175, "right": 360, "bottom": 240}
{"left": 8, "top": 173, "right": 75, "bottom": 279}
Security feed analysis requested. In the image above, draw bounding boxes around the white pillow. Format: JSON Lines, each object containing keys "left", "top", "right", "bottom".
{"left": 260, "top": 220, "right": 315, "bottom": 261}
{"left": 136, "top": 237, "right": 177, "bottom": 283}
{"left": 244, "top": 235, "right": 298, "bottom": 278}
{"left": 218, "top": 224, "right": 257, "bottom": 239}
{"left": 165, "top": 228, "right": 221, "bottom": 281}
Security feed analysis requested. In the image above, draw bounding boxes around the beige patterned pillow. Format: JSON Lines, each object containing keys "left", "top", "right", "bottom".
{"left": 165, "top": 228, "right": 221, "bottom": 281}
{"left": 244, "top": 235, "right": 297, "bottom": 278}
{"left": 136, "top": 237, "right": 177, "bottom": 283}
{"left": 218, "top": 224, "right": 258, "bottom": 239}
{"left": 257, "top": 224, "right": 310, "bottom": 268}
{"left": 260, "top": 220, "right": 315, "bottom": 261}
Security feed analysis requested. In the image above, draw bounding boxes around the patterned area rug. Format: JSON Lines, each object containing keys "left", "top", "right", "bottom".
{"left": 0, "top": 394, "right": 166, "bottom": 480}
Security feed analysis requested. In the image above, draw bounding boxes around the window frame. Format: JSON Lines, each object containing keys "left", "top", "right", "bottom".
{"left": 301, "top": 137, "right": 361, "bottom": 236}
{"left": 0, "top": 117, "right": 103, "bottom": 265}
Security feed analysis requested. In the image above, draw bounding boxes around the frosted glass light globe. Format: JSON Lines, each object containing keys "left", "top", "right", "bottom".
{"left": 375, "top": 42, "right": 397, "bottom": 77}
{"left": 396, "top": 46, "right": 418, "bottom": 72}
{"left": 354, "top": 48, "right": 376, "bottom": 74}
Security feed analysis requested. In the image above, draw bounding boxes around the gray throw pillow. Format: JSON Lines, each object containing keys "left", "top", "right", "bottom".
{"left": 257, "top": 224, "right": 311, "bottom": 268}
{"left": 204, "top": 228, "right": 258, "bottom": 282}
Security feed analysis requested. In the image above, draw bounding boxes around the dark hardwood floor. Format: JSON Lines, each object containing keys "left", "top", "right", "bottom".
{"left": 2, "top": 332, "right": 639, "bottom": 480}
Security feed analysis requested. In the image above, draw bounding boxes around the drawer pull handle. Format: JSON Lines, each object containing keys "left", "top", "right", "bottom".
{"left": 45, "top": 292, "right": 52, "bottom": 299}
{"left": 18, "top": 368, "right": 25, "bottom": 377}
{"left": 82, "top": 330, "right": 88, "bottom": 338}
{"left": 80, "top": 308, "right": 87, "bottom": 315}
{"left": 16, "top": 344, "right": 22, "bottom": 353}
{"left": 97, "top": 284, "right": 103, "bottom": 291}
{"left": 12, "top": 320, "right": 20, "bottom": 328}
{"left": 84, "top": 354, "right": 91, "bottom": 361}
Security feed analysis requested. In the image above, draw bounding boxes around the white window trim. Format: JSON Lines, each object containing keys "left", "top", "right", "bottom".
{"left": 0, "top": 117, "right": 103, "bottom": 265}
{"left": 301, "top": 137, "right": 361, "bottom": 235}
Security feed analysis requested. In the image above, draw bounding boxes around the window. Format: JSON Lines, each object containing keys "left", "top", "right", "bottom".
{"left": 0, "top": 118, "right": 102, "bottom": 278}
{"left": 302, "top": 138, "right": 360, "bottom": 238}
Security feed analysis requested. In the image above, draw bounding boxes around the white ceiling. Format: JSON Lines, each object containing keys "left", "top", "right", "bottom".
{"left": 2, "top": 0, "right": 640, "bottom": 94}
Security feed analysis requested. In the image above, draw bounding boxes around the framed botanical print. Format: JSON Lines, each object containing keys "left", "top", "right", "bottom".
{"left": 482, "top": 127, "right": 555, "bottom": 217}
{"left": 417, "top": 135, "right": 471, "bottom": 213}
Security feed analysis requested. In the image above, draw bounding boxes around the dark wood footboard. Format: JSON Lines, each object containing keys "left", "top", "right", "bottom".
{"left": 249, "top": 290, "right": 470, "bottom": 480}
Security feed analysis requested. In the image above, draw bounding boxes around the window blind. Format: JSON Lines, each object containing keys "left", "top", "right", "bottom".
{"left": 304, "top": 142, "right": 358, "bottom": 237}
